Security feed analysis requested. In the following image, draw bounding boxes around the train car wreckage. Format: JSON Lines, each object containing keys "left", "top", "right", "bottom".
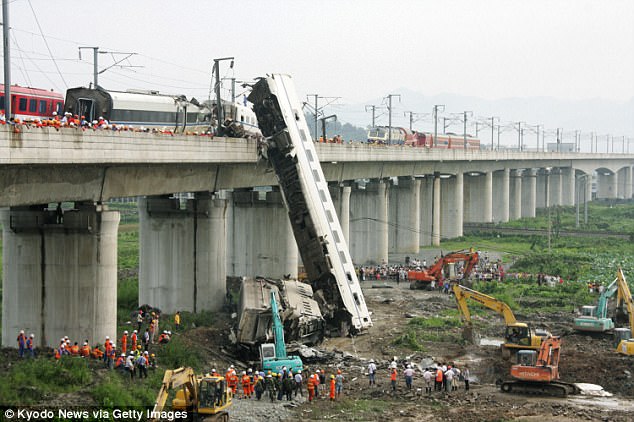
{"left": 235, "top": 75, "right": 372, "bottom": 344}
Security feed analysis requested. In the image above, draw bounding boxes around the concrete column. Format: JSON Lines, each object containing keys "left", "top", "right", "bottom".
{"left": 2, "top": 204, "right": 119, "bottom": 348}
{"left": 493, "top": 168, "right": 510, "bottom": 223}
{"left": 561, "top": 168, "right": 575, "bottom": 206}
{"left": 432, "top": 174, "right": 441, "bottom": 246}
{"left": 522, "top": 169, "right": 537, "bottom": 217}
{"left": 596, "top": 172, "right": 617, "bottom": 199}
{"left": 586, "top": 174, "right": 593, "bottom": 203}
{"left": 419, "top": 177, "right": 433, "bottom": 246}
{"left": 509, "top": 170, "right": 522, "bottom": 220}
{"left": 549, "top": 169, "right": 563, "bottom": 206}
{"left": 617, "top": 167, "right": 633, "bottom": 199}
{"left": 139, "top": 194, "right": 227, "bottom": 314}
{"left": 225, "top": 189, "right": 297, "bottom": 279}
{"left": 440, "top": 172, "right": 463, "bottom": 240}
{"left": 350, "top": 180, "right": 388, "bottom": 265}
{"left": 484, "top": 171, "right": 493, "bottom": 223}
{"left": 454, "top": 172, "right": 464, "bottom": 237}
{"left": 388, "top": 177, "right": 420, "bottom": 254}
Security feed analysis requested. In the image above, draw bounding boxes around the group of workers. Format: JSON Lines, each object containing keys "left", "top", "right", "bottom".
{"left": 380, "top": 360, "right": 470, "bottom": 395}
{"left": 220, "top": 365, "right": 344, "bottom": 403}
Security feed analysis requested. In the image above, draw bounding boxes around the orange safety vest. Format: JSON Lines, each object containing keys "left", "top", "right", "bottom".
{"left": 121, "top": 335, "right": 128, "bottom": 353}
{"left": 70, "top": 345, "right": 80, "bottom": 356}
{"left": 241, "top": 375, "right": 251, "bottom": 390}
{"left": 329, "top": 379, "right": 336, "bottom": 398}
{"left": 115, "top": 357, "right": 124, "bottom": 367}
{"left": 80, "top": 345, "right": 90, "bottom": 357}
{"left": 92, "top": 348, "right": 103, "bottom": 359}
{"left": 436, "top": 369, "right": 443, "bottom": 382}
{"left": 131, "top": 333, "right": 137, "bottom": 348}
{"left": 390, "top": 369, "right": 397, "bottom": 381}
{"left": 307, "top": 376, "right": 315, "bottom": 391}
{"left": 55, "top": 348, "right": 61, "bottom": 360}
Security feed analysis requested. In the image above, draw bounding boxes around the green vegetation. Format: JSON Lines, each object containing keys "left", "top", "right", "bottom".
{"left": 0, "top": 358, "right": 93, "bottom": 405}
{"left": 91, "top": 369, "right": 162, "bottom": 409}
{"left": 392, "top": 316, "right": 463, "bottom": 350}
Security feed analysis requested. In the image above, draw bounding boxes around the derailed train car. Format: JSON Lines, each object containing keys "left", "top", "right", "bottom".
{"left": 236, "top": 277, "right": 324, "bottom": 346}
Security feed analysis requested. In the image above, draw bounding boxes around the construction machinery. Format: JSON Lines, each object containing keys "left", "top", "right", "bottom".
{"left": 614, "top": 268, "right": 634, "bottom": 355}
{"left": 248, "top": 74, "right": 372, "bottom": 335}
{"left": 409, "top": 250, "right": 479, "bottom": 290}
{"left": 260, "top": 290, "right": 304, "bottom": 374}
{"left": 452, "top": 284, "right": 551, "bottom": 357}
{"left": 500, "top": 336, "right": 579, "bottom": 397}
{"left": 151, "top": 367, "right": 232, "bottom": 421}
{"left": 574, "top": 276, "right": 617, "bottom": 332}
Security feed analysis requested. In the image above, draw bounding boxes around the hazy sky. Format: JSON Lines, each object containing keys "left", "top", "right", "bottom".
{"left": 5, "top": 0, "right": 634, "bottom": 117}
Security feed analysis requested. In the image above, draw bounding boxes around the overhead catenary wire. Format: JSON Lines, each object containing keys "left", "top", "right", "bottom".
{"left": 26, "top": 0, "right": 67, "bottom": 89}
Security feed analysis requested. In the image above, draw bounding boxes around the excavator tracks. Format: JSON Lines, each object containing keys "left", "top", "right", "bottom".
{"left": 500, "top": 380, "right": 580, "bottom": 397}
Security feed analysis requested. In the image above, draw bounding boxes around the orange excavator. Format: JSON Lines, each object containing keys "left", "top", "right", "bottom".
{"left": 409, "top": 250, "right": 479, "bottom": 290}
{"left": 499, "top": 336, "right": 579, "bottom": 397}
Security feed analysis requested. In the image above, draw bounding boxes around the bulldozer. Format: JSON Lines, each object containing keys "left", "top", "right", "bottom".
{"left": 500, "top": 336, "right": 579, "bottom": 397}
{"left": 151, "top": 367, "right": 232, "bottom": 421}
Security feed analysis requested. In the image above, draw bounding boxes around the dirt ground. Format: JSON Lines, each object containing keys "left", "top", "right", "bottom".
{"left": 216, "top": 279, "right": 633, "bottom": 421}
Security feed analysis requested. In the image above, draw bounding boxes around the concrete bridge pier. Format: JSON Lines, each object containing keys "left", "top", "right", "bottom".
{"left": 464, "top": 171, "right": 493, "bottom": 223}
{"left": 330, "top": 183, "right": 352, "bottom": 246}
{"left": 596, "top": 172, "right": 617, "bottom": 199}
{"left": 536, "top": 170, "right": 549, "bottom": 209}
{"left": 350, "top": 180, "right": 389, "bottom": 265}
{"left": 493, "top": 168, "right": 510, "bottom": 223}
{"left": 432, "top": 174, "right": 441, "bottom": 246}
{"left": 440, "top": 173, "right": 463, "bottom": 239}
{"left": 509, "top": 169, "right": 522, "bottom": 220}
{"left": 388, "top": 177, "right": 420, "bottom": 254}
{"left": 419, "top": 176, "right": 433, "bottom": 246}
{"left": 224, "top": 189, "right": 297, "bottom": 280}
{"left": 617, "top": 166, "right": 632, "bottom": 199}
{"left": 139, "top": 194, "right": 227, "bottom": 314}
{"left": 561, "top": 168, "right": 576, "bottom": 206}
{"left": 1, "top": 203, "right": 119, "bottom": 348}
{"left": 522, "top": 169, "right": 537, "bottom": 217}
{"left": 549, "top": 169, "right": 563, "bottom": 206}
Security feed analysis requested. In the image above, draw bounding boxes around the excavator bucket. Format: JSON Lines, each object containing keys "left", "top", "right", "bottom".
{"left": 461, "top": 326, "right": 476, "bottom": 344}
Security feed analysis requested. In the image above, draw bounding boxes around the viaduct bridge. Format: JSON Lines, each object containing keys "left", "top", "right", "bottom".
{"left": 2, "top": 126, "right": 633, "bottom": 347}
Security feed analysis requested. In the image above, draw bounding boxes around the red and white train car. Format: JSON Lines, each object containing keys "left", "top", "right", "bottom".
{"left": 405, "top": 132, "right": 480, "bottom": 149}
{"left": 0, "top": 84, "right": 64, "bottom": 120}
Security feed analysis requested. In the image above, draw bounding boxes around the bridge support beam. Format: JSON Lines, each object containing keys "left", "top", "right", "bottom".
{"left": 432, "top": 174, "right": 441, "bottom": 246}
{"left": 388, "top": 177, "right": 420, "bottom": 253}
{"left": 225, "top": 189, "right": 297, "bottom": 279}
{"left": 440, "top": 172, "right": 463, "bottom": 240}
{"left": 617, "top": 166, "right": 632, "bottom": 199}
{"left": 464, "top": 172, "right": 492, "bottom": 223}
{"left": 1, "top": 204, "right": 119, "bottom": 348}
{"left": 561, "top": 168, "right": 575, "bottom": 206}
{"left": 596, "top": 172, "right": 617, "bottom": 199}
{"left": 509, "top": 169, "right": 522, "bottom": 220}
{"left": 350, "top": 180, "right": 388, "bottom": 265}
{"left": 549, "top": 169, "right": 563, "bottom": 206}
{"left": 419, "top": 177, "right": 433, "bottom": 246}
{"left": 139, "top": 194, "right": 227, "bottom": 314}
{"left": 522, "top": 169, "right": 537, "bottom": 217}
{"left": 493, "top": 168, "right": 510, "bottom": 223}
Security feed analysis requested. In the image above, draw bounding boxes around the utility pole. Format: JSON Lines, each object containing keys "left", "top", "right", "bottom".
{"left": 222, "top": 77, "right": 237, "bottom": 103}
{"left": 79, "top": 47, "right": 139, "bottom": 89}
{"left": 606, "top": 134, "right": 610, "bottom": 153}
{"left": 3, "top": 0, "right": 11, "bottom": 118}
{"left": 515, "top": 122, "right": 524, "bottom": 151}
{"left": 534, "top": 125, "right": 541, "bottom": 152}
{"left": 385, "top": 94, "right": 400, "bottom": 145}
{"left": 462, "top": 111, "right": 472, "bottom": 150}
{"left": 622, "top": 135, "right": 626, "bottom": 153}
{"left": 545, "top": 169, "right": 551, "bottom": 251}
{"left": 307, "top": 94, "right": 319, "bottom": 141}
{"left": 433, "top": 105, "right": 445, "bottom": 147}
{"left": 574, "top": 130, "right": 580, "bottom": 152}
{"left": 365, "top": 105, "right": 381, "bottom": 128}
{"left": 212, "top": 56, "right": 234, "bottom": 133}
{"left": 404, "top": 111, "right": 416, "bottom": 131}
{"left": 490, "top": 117, "right": 498, "bottom": 151}
{"left": 556, "top": 128, "right": 561, "bottom": 153}
{"left": 497, "top": 124, "right": 502, "bottom": 151}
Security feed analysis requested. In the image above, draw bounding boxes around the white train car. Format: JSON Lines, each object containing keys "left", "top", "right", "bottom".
{"left": 248, "top": 74, "right": 372, "bottom": 334}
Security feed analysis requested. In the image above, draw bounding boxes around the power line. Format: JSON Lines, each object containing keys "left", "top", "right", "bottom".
{"left": 26, "top": 0, "right": 67, "bottom": 88}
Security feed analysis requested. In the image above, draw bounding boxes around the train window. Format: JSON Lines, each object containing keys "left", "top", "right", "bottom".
{"left": 339, "top": 251, "right": 348, "bottom": 264}
{"left": 39, "top": 100, "right": 47, "bottom": 114}
{"left": 332, "top": 231, "right": 341, "bottom": 243}
{"left": 29, "top": 99, "right": 37, "bottom": 112}
{"left": 55, "top": 102, "right": 63, "bottom": 115}
{"left": 312, "top": 169, "right": 320, "bottom": 182}
{"left": 299, "top": 129, "right": 309, "bottom": 143}
{"left": 306, "top": 150, "right": 314, "bottom": 162}
{"left": 19, "top": 98, "right": 27, "bottom": 111}
{"left": 319, "top": 189, "right": 327, "bottom": 202}
{"left": 0, "top": 96, "right": 3, "bottom": 109}
{"left": 326, "top": 210, "right": 334, "bottom": 222}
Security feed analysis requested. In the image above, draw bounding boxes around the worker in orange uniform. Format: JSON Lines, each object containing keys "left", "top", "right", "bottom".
{"left": 435, "top": 366, "right": 443, "bottom": 391}
{"left": 70, "top": 342, "right": 80, "bottom": 356}
{"left": 131, "top": 330, "right": 138, "bottom": 351}
{"left": 313, "top": 370, "right": 321, "bottom": 398}
{"left": 228, "top": 370, "right": 238, "bottom": 394}
{"left": 307, "top": 373, "right": 316, "bottom": 402}
{"left": 80, "top": 342, "right": 90, "bottom": 357}
{"left": 329, "top": 374, "right": 336, "bottom": 401}
{"left": 91, "top": 346, "right": 104, "bottom": 359}
{"left": 115, "top": 353, "right": 125, "bottom": 370}
{"left": 390, "top": 366, "right": 398, "bottom": 393}
{"left": 240, "top": 371, "right": 251, "bottom": 399}
{"left": 121, "top": 330, "right": 128, "bottom": 354}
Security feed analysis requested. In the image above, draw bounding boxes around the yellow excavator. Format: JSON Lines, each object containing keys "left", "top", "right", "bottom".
{"left": 452, "top": 284, "right": 552, "bottom": 357}
{"left": 151, "top": 367, "right": 232, "bottom": 422}
{"left": 613, "top": 268, "right": 634, "bottom": 355}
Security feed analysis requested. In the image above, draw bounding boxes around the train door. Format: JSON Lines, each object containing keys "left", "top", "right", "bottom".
{"left": 75, "top": 98, "right": 96, "bottom": 122}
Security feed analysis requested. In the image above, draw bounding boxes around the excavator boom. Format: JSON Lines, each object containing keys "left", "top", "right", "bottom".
{"left": 452, "top": 284, "right": 517, "bottom": 326}
{"left": 409, "top": 251, "right": 479, "bottom": 289}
